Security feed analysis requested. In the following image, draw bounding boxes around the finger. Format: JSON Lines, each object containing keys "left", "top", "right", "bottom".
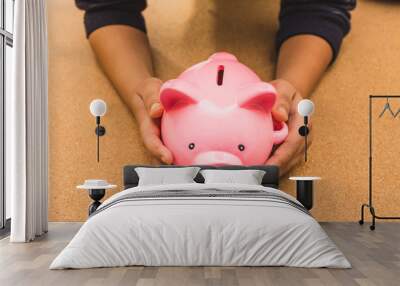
{"left": 267, "top": 124, "right": 313, "bottom": 176}
{"left": 149, "top": 103, "right": 164, "bottom": 118}
{"left": 143, "top": 132, "right": 173, "bottom": 164}
{"left": 267, "top": 92, "right": 314, "bottom": 175}
{"left": 151, "top": 156, "right": 163, "bottom": 165}
{"left": 137, "top": 77, "right": 164, "bottom": 118}
{"left": 270, "top": 81, "right": 296, "bottom": 122}
{"left": 140, "top": 122, "right": 173, "bottom": 164}
{"left": 272, "top": 94, "right": 292, "bottom": 122}
{"left": 266, "top": 139, "right": 300, "bottom": 169}
{"left": 267, "top": 144, "right": 304, "bottom": 176}
{"left": 266, "top": 123, "right": 305, "bottom": 173}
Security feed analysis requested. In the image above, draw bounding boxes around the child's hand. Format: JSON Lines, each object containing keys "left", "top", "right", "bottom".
{"left": 266, "top": 79, "right": 312, "bottom": 175}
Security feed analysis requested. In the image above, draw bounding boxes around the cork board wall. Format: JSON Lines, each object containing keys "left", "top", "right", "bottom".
{"left": 48, "top": 0, "right": 400, "bottom": 222}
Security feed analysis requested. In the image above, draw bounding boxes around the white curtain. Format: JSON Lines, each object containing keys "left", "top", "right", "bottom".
{"left": 8, "top": 0, "right": 48, "bottom": 242}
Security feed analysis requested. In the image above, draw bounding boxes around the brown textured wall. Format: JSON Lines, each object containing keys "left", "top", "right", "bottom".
{"left": 48, "top": 0, "right": 400, "bottom": 222}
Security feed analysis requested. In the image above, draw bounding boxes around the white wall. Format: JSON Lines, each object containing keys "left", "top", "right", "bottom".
{"left": 4, "top": 0, "right": 15, "bottom": 220}
{"left": 5, "top": 45, "right": 13, "bottom": 220}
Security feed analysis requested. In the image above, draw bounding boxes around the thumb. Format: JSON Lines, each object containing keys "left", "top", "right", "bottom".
{"left": 271, "top": 93, "right": 290, "bottom": 122}
{"left": 270, "top": 80, "right": 295, "bottom": 122}
{"left": 272, "top": 104, "right": 289, "bottom": 122}
{"left": 137, "top": 77, "right": 164, "bottom": 118}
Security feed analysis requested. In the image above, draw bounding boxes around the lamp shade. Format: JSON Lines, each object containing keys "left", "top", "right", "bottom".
{"left": 90, "top": 99, "right": 107, "bottom": 117}
{"left": 297, "top": 99, "right": 314, "bottom": 117}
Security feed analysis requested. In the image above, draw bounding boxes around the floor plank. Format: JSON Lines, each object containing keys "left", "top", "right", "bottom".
{"left": 0, "top": 222, "right": 399, "bottom": 286}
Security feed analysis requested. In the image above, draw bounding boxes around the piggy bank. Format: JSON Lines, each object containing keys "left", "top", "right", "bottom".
{"left": 160, "top": 52, "right": 288, "bottom": 166}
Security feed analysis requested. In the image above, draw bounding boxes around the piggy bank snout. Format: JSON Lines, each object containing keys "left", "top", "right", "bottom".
{"left": 193, "top": 151, "right": 243, "bottom": 166}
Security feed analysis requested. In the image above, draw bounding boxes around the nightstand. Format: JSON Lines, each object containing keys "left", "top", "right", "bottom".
{"left": 289, "top": 177, "right": 321, "bottom": 210}
{"left": 77, "top": 180, "right": 117, "bottom": 215}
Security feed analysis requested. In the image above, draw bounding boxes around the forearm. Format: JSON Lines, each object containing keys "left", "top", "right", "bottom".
{"left": 276, "top": 35, "right": 332, "bottom": 97}
{"left": 88, "top": 25, "right": 153, "bottom": 121}
{"left": 276, "top": 0, "right": 356, "bottom": 97}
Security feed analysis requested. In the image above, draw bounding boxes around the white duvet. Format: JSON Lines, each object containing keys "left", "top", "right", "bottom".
{"left": 50, "top": 183, "right": 350, "bottom": 269}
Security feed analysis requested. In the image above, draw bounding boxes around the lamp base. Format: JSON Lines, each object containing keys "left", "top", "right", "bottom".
{"left": 296, "top": 180, "right": 313, "bottom": 210}
{"left": 298, "top": 126, "right": 309, "bottom": 136}
{"left": 95, "top": 125, "right": 106, "bottom": 136}
{"left": 88, "top": 189, "right": 105, "bottom": 215}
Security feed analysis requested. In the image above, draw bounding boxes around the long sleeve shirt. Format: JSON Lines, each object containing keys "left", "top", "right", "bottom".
{"left": 75, "top": 0, "right": 356, "bottom": 61}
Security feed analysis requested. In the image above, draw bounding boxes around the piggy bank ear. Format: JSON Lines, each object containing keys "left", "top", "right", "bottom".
{"left": 238, "top": 82, "right": 276, "bottom": 112}
{"left": 160, "top": 80, "right": 199, "bottom": 111}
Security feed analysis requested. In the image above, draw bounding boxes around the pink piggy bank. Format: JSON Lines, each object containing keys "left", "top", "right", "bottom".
{"left": 160, "top": 52, "right": 288, "bottom": 166}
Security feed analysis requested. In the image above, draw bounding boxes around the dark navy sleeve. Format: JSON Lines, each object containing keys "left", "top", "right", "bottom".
{"left": 277, "top": 0, "right": 356, "bottom": 61}
{"left": 75, "top": 0, "right": 147, "bottom": 37}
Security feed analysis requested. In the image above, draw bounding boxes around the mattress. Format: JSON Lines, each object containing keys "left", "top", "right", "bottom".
{"left": 50, "top": 183, "right": 350, "bottom": 269}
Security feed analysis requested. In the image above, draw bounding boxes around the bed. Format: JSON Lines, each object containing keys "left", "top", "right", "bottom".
{"left": 50, "top": 165, "right": 350, "bottom": 269}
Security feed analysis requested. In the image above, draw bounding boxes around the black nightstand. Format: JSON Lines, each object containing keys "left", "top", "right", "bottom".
{"left": 289, "top": 177, "right": 321, "bottom": 210}
{"left": 77, "top": 180, "right": 116, "bottom": 216}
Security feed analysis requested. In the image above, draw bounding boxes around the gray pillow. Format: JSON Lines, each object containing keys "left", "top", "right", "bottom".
{"left": 200, "top": 169, "right": 266, "bottom": 185}
{"left": 135, "top": 167, "right": 201, "bottom": 186}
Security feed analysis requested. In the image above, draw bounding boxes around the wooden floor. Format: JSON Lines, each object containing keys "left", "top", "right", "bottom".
{"left": 0, "top": 222, "right": 399, "bottom": 286}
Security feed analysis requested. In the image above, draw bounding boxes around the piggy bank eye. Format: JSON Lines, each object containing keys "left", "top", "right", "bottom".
{"left": 188, "top": 143, "right": 195, "bottom": 150}
{"left": 238, "top": 144, "right": 245, "bottom": 151}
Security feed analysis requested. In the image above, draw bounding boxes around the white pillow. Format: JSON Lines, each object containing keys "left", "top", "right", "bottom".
{"left": 135, "top": 167, "right": 200, "bottom": 186}
{"left": 200, "top": 169, "right": 266, "bottom": 185}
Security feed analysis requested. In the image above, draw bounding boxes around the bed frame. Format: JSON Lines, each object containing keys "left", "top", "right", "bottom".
{"left": 123, "top": 165, "right": 280, "bottom": 189}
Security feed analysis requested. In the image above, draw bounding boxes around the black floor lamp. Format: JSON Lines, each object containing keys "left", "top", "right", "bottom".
{"left": 359, "top": 95, "right": 400, "bottom": 230}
